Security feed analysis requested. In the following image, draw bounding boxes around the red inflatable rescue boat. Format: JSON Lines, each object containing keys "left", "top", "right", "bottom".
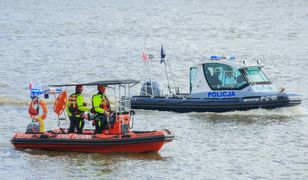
{"left": 11, "top": 128, "right": 174, "bottom": 153}
{"left": 11, "top": 80, "right": 174, "bottom": 153}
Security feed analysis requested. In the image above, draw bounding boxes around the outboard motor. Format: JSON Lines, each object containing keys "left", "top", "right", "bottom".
{"left": 140, "top": 81, "right": 161, "bottom": 97}
{"left": 25, "top": 123, "right": 40, "bottom": 134}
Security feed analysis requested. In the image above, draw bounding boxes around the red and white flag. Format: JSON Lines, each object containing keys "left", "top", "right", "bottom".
{"left": 141, "top": 52, "right": 149, "bottom": 62}
{"left": 29, "top": 82, "right": 33, "bottom": 90}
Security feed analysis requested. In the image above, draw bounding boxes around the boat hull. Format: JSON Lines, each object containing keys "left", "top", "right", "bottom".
{"left": 11, "top": 129, "right": 174, "bottom": 153}
{"left": 131, "top": 94, "right": 302, "bottom": 112}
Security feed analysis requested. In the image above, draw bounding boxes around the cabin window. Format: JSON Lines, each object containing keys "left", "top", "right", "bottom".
{"left": 203, "top": 63, "right": 249, "bottom": 90}
{"left": 244, "top": 67, "right": 271, "bottom": 84}
{"left": 190, "top": 67, "right": 198, "bottom": 93}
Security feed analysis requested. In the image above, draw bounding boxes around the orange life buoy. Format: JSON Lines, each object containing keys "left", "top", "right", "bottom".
{"left": 28, "top": 98, "right": 48, "bottom": 120}
{"left": 53, "top": 91, "right": 67, "bottom": 115}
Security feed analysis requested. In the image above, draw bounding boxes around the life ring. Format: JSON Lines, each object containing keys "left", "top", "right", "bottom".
{"left": 28, "top": 97, "right": 48, "bottom": 121}
{"left": 53, "top": 91, "right": 67, "bottom": 116}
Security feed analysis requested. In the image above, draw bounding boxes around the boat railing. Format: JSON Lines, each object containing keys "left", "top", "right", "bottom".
{"left": 140, "top": 89, "right": 162, "bottom": 97}
{"left": 116, "top": 97, "right": 131, "bottom": 113}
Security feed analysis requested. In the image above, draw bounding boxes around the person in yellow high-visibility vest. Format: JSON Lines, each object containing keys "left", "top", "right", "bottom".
{"left": 66, "top": 85, "right": 90, "bottom": 134}
{"left": 91, "top": 85, "right": 112, "bottom": 134}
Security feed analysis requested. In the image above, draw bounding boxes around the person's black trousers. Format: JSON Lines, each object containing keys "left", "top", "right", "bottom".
{"left": 68, "top": 116, "right": 84, "bottom": 134}
{"left": 94, "top": 115, "right": 108, "bottom": 134}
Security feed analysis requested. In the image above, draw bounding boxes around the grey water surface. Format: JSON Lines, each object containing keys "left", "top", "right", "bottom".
{"left": 0, "top": 0, "right": 308, "bottom": 179}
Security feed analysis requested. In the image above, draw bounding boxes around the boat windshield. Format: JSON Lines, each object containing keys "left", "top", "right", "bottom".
{"left": 243, "top": 67, "right": 271, "bottom": 84}
{"left": 203, "top": 63, "right": 249, "bottom": 90}
{"left": 190, "top": 67, "right": 198, "bottom": 93}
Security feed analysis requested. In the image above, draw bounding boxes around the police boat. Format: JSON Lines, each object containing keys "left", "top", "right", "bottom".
{"left": 11, "top": 80, "right": 174, "bottom": 153}
{"left": 131, "top": 55, "right": 302, "bottom": 112}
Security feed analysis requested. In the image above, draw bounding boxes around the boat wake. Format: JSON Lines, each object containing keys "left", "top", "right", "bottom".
{"left": 0, "top": 96, "right": 28, "bottom": 106}
{"left": 0, "top": 96, "right": 54, "bottom": 106}
{"left": 187, "top": 106, "right": 306, "bottom": 124}
{"left": 217, "top": 106, "right": 306, "bottom": 117}
{"left": 0, "top": 82, "right": 9, "bottom": 88}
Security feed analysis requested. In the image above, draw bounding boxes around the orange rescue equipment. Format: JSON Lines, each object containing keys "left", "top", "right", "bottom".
{"left": 28, "top": 97, "right": 48, "bottom": 120}
{"left": 53, "top": 91, "right": 67, "bottom": 115}
{"left": 101, "top": 97, "right": 111, "bottom": 111}
{"left": 28, "top": 97, "right": 48, "bottom": 133}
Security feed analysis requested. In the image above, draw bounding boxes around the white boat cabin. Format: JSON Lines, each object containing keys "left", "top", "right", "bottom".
{"left": 189, "top": 56, "right": 279, "bottom": 98}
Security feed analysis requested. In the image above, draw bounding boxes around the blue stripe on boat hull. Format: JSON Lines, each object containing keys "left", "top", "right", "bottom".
{"left": 131, "top": 96, "right": 301, "bottom": 112}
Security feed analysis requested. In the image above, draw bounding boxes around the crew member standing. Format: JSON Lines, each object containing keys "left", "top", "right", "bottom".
{"left": 66, "top": 85, "right": 90, "bottom": 134}
{"left": 91, "top": 85, "right": 112, "bottom": 134}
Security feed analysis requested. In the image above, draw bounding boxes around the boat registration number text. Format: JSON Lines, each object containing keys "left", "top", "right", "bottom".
{"left": 260, "top": 95, "right": 278, "bottom": 101}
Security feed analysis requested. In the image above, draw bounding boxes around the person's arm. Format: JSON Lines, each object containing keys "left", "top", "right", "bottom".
{"left": 76, "top": 95, "right": 90, "bottom": 112}
{"left": 92, "top": 95, "right": 105, "bottom": 114}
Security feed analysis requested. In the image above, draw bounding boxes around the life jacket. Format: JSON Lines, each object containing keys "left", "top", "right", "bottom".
{"left": 67, "top": 93, "right": 81, "bottom": 115}
{"left": 92, "top": 93, "right": 111, "bottom": 113}
{"left": 101, "top": 96, "right": 111, "bottom": 111}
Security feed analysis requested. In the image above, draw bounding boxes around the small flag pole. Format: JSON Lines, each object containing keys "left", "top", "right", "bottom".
{"left": 148, "top": 54, "right": 154, "bottom": 98}
{"left": 161, "top": 46, "right": 172, "bottom": 94}
{"left": 161, "top": 46, "right": 178, "bottom": 95}
{"left": 142, "top": 52, "right": 149, "bottom": 96}
{"left": 141, "top": 51, "right": 154, "bottom": 97}
{"left": 141, "top": 52, "right": 147, "bottom": 96}
{"left": 167, "top": 58, "right": 177, "bottom": 94}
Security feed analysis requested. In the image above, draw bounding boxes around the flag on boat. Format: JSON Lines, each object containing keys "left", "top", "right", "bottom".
{"left": 160, "top": 45, "right": 166, "bottom": 64}
{"left": 29, "top": 82, "right": 33, "bottom": 90}
{"left": 141, "top": 52, "right": 149, "bottom": 62}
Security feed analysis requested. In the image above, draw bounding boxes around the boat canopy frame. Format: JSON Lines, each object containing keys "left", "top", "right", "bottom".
{"left": 48, "top": 79, "right": 139, "bottom": 87}
{"left": 48, "top": 79, "right": 140, "bottom": 114}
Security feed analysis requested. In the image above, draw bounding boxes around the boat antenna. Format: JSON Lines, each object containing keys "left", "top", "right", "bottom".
{"left": 161, "top": 46, "right": 177, "bottom": 95}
